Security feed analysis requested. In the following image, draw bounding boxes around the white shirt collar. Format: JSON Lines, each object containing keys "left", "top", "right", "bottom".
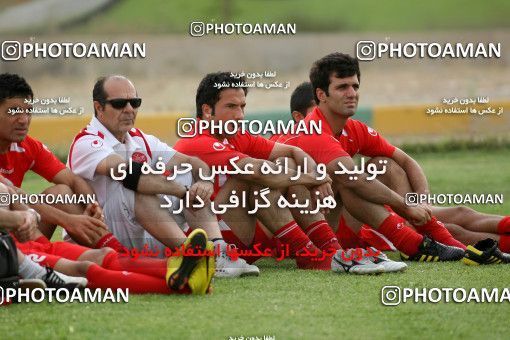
{"left": 89, "top": 116, "right": 125, "bottom": 148}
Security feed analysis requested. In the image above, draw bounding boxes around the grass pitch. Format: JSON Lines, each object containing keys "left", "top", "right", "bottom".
{"left": 2, "top": 149, "right": 510, "bottom": 339}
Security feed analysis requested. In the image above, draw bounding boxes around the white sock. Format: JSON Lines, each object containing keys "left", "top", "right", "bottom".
{"left": 212, "top": 238, "right": 228, "bottom": 255}
{"left": 18, "top": 257, "right": 46, "bottom": 279}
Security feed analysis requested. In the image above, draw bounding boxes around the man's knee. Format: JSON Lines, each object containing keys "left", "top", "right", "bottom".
{"left": 369, "top": 157, "right": 404, "bottom": 178}
{"left": 78, "top": 247, "right": 114, "bottom": 264}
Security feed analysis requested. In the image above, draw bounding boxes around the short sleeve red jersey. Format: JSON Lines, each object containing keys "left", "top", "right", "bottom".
{"left": 338, "top": 119, "right": 395, "bottom": 158}
{"left": 174, "top": 127, "right": 275, "bottom": 197}
{"left": 276, "top": 107, "right": 349, "bottom": 165}
{"left": 174, "top": 129, "right": 275, "bottom": 169}
{"left": 0, "top": 135, "right": 66, "bottom": 187}
{"left": 276, "top": 107, "right": 395, "bottom": 163}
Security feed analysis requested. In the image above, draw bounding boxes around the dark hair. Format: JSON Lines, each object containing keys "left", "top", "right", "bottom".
{"left": 0, "top": 73, "right": 33, "bottom": 104}
{"left": 290, "top": 82, "right": 315, "bottom": 116}
{"left": 196, "top": 72, "right": 248, "bottom": 118}
{"left": 92, "top": 76, "right": 108, "bottom": 117}
{"left": 309, "top": 53, "right": 360, "bottom": 103}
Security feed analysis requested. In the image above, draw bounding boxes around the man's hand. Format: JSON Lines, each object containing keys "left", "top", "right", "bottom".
{"left": 84, "top": 202, "right": 105, "bottom": 222}
{"left": 189, "top": 180, "right": 214, "bottom": 206}
{"left": 400, "top": 205, "right": 432, "bottom": 226}
{"left": 310, "top": 182, "right": 335, "bottom": 215}
{"left": 62, "top": 214, "right": 109, "bottom": 247}
{"left": 13, "top": 210, "right": 38, "bottom": 242}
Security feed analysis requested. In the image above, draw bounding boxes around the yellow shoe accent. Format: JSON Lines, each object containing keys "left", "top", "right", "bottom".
{"left": 166, "top": 229, "right": 208, "bottom": 293}
{"left": 462, "top": 257, "right": 480, "bottom": 266}
{"left": 466, "top": 245, "right": 483, "bottom": 256}
{"left": 188, "top": 240, "right": 215, "bottom": 295}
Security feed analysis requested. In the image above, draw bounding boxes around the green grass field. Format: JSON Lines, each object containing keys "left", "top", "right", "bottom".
{"left": 70, "top": 0, "right": 510, "bottom": 34}
{"left": 2, "top": 149, "right": 510, "bottom": 339}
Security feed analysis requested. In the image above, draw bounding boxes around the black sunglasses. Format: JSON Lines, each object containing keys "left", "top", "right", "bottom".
{"left": 104, "top": 98, "right": 142, "bottom": 109}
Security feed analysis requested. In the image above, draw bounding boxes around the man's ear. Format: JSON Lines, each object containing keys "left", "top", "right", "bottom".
{"left": 316, "top": 88, "right": 327, "bottom": 103}
{"left": 201, "top": 104, "right": 213, "bottom": 120}
{"left": 291, "top": 111, "right": 305, "bottom": 122}
{"left": 93, "top": 101, "right": 104, "bottom": 117}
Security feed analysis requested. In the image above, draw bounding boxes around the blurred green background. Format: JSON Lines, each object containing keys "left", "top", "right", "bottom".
{"left": 71, "top": 0, "right": 510, "bottom": 34}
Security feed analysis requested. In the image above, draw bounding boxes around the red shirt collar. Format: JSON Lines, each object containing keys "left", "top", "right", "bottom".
{"left": 305, "top": 106, "right": 334, "bottom": 136}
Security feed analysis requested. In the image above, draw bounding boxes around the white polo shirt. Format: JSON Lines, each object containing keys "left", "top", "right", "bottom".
{"left": 67, "top": 117, "right": 176, "bottom": 206}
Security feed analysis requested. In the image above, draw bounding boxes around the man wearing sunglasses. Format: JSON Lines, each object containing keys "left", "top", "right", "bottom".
{"left": 67, "top": 75, "right": 259, "bottom": 278}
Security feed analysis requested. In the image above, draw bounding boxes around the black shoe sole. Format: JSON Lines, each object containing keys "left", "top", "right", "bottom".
{"left": 168, "top": 232, "right": 207, "bottom": 291}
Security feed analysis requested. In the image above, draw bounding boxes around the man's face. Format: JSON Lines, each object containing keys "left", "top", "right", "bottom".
{"left": 95, "top": 78, "right": 138, "bottom": 138}
{"left": 203, "top": 88, "right": 246, "bottom": 123}
{"left": 322, "top": 74, "right": 359, "bottom": 117}
{"left": 0, "top": 97, "right": 32, "bottom": 145}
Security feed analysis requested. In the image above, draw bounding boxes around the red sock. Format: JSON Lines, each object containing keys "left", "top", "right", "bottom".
{"left": 497, "top": 217, "right": 510, "bottom": 234}
{"left": 304, "top": 220, "right": 341, "bottom": 251}
{"left": 101, "top": 252, "right": 167, "bottom": 278}
{"left": 85, "top": 264, "right": 184, "bottom": 294}
{"left": 498, "top": 235, "right": 510, "bottom": 253}
{"left": 274, "top": 221, "right": 314, "bottom": 256}
{"left": 376, "top": 214, "right": 423, "bottom": 256}
{"left": 336, "top": 216, "right": 367, "bottom": 249}
{"left": 414, "top": 217, "right": 466, "bottom": 250}
{"left": 274, "top": 221, "right": 330, "bottom": 270}
{"left": 358, "top": 226, "right": 394, "bottom": 251}
{"left": 95, "top": 233, "right": 127, "bottom": 253}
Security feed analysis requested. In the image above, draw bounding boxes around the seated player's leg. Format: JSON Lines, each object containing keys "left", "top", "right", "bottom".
{"left": 19, "top": 249, "right": 88, "bottom": 289}
{"left": 337, "top": 207, "right": 369, "bottom": 249}
{"left": 444, "top": 223, "right": 499, "bottom": 246}
{"left": 336, "top": 183, "right": 464, "bottom": 262}
{"left": 135, "top": 192, "right": 188, "bottom": 250}
{"left": 325, "top": 194, "right": 342, "bottom": 233}
{"left": 218, "top": 177, "right": 383, "bottom": 273}
{"left": 431, "top": 206, "right": 506, "bottom": 234}
{"left": 214, "top": 177, "right": 258, "bottom": 246}
{"left": 206, "top": 177, "right": 260, "bottom": 277}
{"left": 51, "top": 230, "right": 214, "bottom": 295}
{"left": 161, "top": 172, "right": 261, "bottom": 278}
{"left": 31, "top": 237, "right": 184, "bottom": 281}
{"left": 285, "top": 183, "right": 341, "bottom": 253}
{"left": 162, "top": 171, "right": 227, "bottom": 242}
{"left": 273, "top": 156, "right": 341, "bottom": 252}
{"left": 364, "top": 157, "right": 465, "bottom": 249}
{"left": 218, "top": 178, "right": 325, "bottom": 269}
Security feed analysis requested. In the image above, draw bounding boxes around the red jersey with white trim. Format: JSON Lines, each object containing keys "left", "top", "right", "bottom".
{"left": 275, "top": 107, "right": 395, "bottom": 164}
{"left": 337, "top": 118, "right": 395, "bottom": 158}
{"left": 0, "top": 135, "right": 66, "bottom": 187}
{"left": 174, "top": 128, "right": 276, "bottom": 195}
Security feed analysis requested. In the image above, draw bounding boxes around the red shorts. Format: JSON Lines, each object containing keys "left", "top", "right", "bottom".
{"left": 16, "top": 236, "right": 90, "bottom": 267}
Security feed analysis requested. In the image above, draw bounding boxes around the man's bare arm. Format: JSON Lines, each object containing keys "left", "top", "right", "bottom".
{"left": 391, "top": 148, "right": 430, "bottom": 194}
